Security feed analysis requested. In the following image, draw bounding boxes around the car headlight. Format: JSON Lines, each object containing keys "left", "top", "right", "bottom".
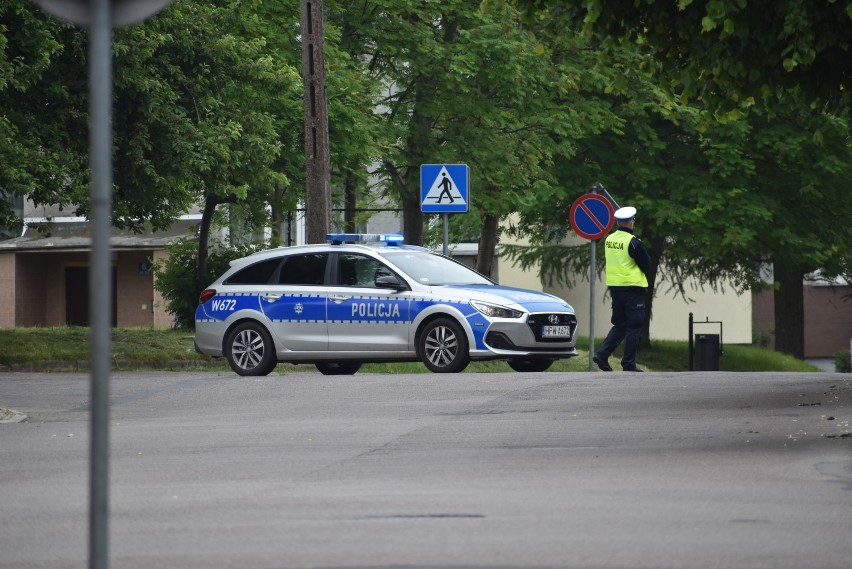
{"left": 470, "top": 300, "right": 524, "bottom": 319}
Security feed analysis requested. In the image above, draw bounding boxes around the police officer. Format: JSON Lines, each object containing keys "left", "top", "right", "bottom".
{"left": 593, "top": 206, "right": 651, "bottom": 372}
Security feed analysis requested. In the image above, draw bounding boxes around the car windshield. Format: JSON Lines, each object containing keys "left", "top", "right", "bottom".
{"left": 382, "top": 250, "right": 493, "bottom": 286}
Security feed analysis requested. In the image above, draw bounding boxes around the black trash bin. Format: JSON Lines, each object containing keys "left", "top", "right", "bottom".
{"left": 694, "top": 334, "right": 721, "bottom": 371}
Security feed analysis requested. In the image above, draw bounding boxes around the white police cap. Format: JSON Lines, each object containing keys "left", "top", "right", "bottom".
{"left": 614, "top": 206, "right": 637, "bottom": 221}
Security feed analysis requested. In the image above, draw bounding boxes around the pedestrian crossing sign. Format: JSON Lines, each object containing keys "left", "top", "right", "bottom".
{"left": 420, "top": 164, "right": 469, "bottom": 213}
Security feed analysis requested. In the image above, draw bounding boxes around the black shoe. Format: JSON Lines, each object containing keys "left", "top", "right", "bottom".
{"left": 593, "top": 354, "right": 612, "bottom": 372}
{"left": 622, "top": 366, "right": 644, "bottom": 372}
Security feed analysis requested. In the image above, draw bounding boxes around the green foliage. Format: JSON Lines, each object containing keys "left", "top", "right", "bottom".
{"left": 330, "top": 0, "right": 603, "bottom": 246}
{"left": 835, "top": 349, "right": 852, "bottom": 373}
{"left": 522, "top": 0, "right": 851, "bottom": 109}
{"left": 752, "top": 328, "right": 774, "bottom": 348}
{"left": 152, "top": 238, "right": 264, "bottom": 329}
{"left": 0, "top": 2, "right": 87, "bottom": 224}
{"left": 501, "top": 32, "right": 851, "bottom": 357}
{"left": 110, "top": 0, "right": 299, "bottom": 231}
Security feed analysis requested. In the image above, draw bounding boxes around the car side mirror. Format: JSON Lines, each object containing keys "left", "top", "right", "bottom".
{"left": 375, "top": 274, "right": 405, "bottom": 290}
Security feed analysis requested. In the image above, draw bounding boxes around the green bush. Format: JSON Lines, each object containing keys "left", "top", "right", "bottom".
{"left": 835, "top": 349, "right": 852, "bottom": 373}
{"left": 153, "top": 238, "right": 264, "bottom": 329}
{"left": 752, "top": 328, "right": 774, "bottom": 348}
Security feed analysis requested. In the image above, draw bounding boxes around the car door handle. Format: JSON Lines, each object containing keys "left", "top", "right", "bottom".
{"left": 262, "top": 293, "right": 282, "bottom": 302}
{"left": 329, "top": 295, "right": 348, "bottom": 304}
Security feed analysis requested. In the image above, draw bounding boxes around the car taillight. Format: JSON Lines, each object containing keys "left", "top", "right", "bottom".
{"left": 198, "top": 289, "right": 216, "bottom": 305}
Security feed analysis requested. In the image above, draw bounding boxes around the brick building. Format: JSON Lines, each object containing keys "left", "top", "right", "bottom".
{"left": 752, "top": 279, "right": 852, "bottom": 358}
{"left": 0, "top": 213, "right": 198, "bottom": 328}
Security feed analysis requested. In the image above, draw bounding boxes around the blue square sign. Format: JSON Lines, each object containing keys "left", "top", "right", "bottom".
{"left": 421, "top": 164, "right": 469, "bottom": 213}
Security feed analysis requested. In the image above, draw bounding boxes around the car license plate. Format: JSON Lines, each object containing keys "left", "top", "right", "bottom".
{"left": 542, "top": 325, "right": 570, "bottom": 338}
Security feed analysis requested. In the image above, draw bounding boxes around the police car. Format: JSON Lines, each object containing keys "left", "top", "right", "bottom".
{"left": 194, "top": 234, "right": 578, "bottom": 375}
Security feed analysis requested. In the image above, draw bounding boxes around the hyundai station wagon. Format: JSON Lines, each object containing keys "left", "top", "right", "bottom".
{"left": 194, "top": 234, "right": 579, "bottom": 375}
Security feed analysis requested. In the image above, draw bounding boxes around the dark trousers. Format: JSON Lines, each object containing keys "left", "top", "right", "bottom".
{"left": 595, "top": 286, "right": 646, "bottom": 370}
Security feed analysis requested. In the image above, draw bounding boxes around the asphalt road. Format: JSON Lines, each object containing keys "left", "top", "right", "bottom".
{"left": 1, "top": 370, "right": 850, "bottom": 569}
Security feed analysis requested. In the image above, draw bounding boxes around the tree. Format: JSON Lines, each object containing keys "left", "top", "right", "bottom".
{"left": 502, "top": 38, "right": 757, "bottom": 346}
{"left": 506, "top": 81, "right": 851, "bottom": 358}
{"left": 1, "top": 1, "right": 302, "bottom": 298}
{"left": 323, "top": 3, "right": 388, "bottom": 236}
{"left": 516, "top": 0, "right": 852, "bottom": 357}
{"left": 328, "top": 0, "right": 616, "bottom": 282}
{"left": 112, "top": 0, "right": 300, "bottom": 293}
{"left": 523, "top": 0, "right": 851, "bottom": 109}
{"left": 0, "top": 2, "right": 86, "bottom": 228}
{"left": 743, "top": 106, "right": 852, "bottom": 357}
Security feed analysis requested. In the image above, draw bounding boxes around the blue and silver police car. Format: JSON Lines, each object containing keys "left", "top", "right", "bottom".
{"left": 194, "top": 234, "right": 578, "bottom": 375}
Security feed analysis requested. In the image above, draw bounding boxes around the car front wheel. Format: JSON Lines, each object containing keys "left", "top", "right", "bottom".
{"left": 507, "top": 358, "right": 554, "bottom": 372}
{"left": 315, "top": 362, "right": 362, "bottom": 375}
{"left": 418, "top": 317, "right": 470, "bottom": 373}
{"left": 225, "top": 322, "right": 277, "bottom": 376}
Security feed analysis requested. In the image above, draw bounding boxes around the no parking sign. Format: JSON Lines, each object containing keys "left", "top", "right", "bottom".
{"left": 569, "top": 193, "right": 615, "bottom": 240}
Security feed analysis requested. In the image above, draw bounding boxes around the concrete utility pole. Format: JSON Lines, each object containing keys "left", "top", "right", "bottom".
{"left": 301, "top": 0, "right": 331, "bottom": 242}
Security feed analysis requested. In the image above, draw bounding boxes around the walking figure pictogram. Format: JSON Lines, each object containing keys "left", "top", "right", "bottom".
{"left": 436, "top": 173, "right": 455, "bottom": 204}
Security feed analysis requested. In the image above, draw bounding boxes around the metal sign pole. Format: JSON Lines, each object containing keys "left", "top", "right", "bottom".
{"left": 31, "top": 3, "right": 173, "bottom": 567}
{"left": 589, "top": 239, "right": 596, "bottom": 371}
{"left": 442, "top": 213, "right": 449, "bottom": 256}
{"left": 88, "top": 2, "right": 112, "bottom": 568}
{"left": 575, "top": 183, "right": 619, "bottom": 371}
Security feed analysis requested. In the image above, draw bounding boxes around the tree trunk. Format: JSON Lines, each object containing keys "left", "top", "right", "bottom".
{"left": 343, "top": 172, "right": 357, "bottom": 233}
{"left": 270, "top": 186, "right": 286, "bottom": 247}
{"left": 399, "top": 88, "right": 432, "bottom": 245}
{"left": 402, "top": 191, "right": 423, "bottom": 245}
{"left": 476, "top": 211, "right": 499, "bottom": 279}
{"left": 393, "top": 2, "right": 449, "bottom": 246}
{"left": 773, "top": 260, "right": 806, "bottom": 359}
{"left": 196, "top": 193, "right": 237, "bottom": 297}
{"left": 196, "top": 196, "right": 218, "bottom": 297}
{"left": 639, "top": 232, "right": 664, "bottom": 349}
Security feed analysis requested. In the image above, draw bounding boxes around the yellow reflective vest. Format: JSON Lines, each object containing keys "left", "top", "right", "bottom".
{"left": 604, "top": 230, "right": 648, "bottom": 287}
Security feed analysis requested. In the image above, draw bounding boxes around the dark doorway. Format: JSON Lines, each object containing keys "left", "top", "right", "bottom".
{"left": 65, "top": 266, "right": 116, "bottom": 326}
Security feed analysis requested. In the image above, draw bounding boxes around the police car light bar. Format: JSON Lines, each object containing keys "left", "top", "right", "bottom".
{"left": 326, "top": 233, "right": 405, "bottom": 245}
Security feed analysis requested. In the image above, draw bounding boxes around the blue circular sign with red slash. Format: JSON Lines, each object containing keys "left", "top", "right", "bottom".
{"left": 570, "top": 193, "right": 615, "bottom": 240}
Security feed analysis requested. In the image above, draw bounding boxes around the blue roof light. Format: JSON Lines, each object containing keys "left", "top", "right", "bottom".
{"left": 326, "top": 233, "right": 405, "bottom": 245}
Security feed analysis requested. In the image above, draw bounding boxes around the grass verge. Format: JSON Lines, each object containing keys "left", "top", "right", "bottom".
{"left": 0, "top": 327, "right": 824, "bottom": 373}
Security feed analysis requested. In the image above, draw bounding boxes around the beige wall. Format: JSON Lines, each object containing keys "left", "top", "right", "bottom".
{"left": 497, "top": 226, "right": 753, "bottom": 344}
{"left": 492, "top": 219, "right": 545, "bottom": 292}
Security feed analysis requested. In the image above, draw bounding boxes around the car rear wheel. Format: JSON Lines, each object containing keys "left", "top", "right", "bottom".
{"left": 419, "top": 317, "right": 470, "bottom": 373}
{"left": 225, "top": 322, "right": 277, "bottom": 376}
{"left": 507, "top": 358, "right": 554, "bottom": 372}
{"left": 315, "top": 362, "right": 362, "bottom": 375}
